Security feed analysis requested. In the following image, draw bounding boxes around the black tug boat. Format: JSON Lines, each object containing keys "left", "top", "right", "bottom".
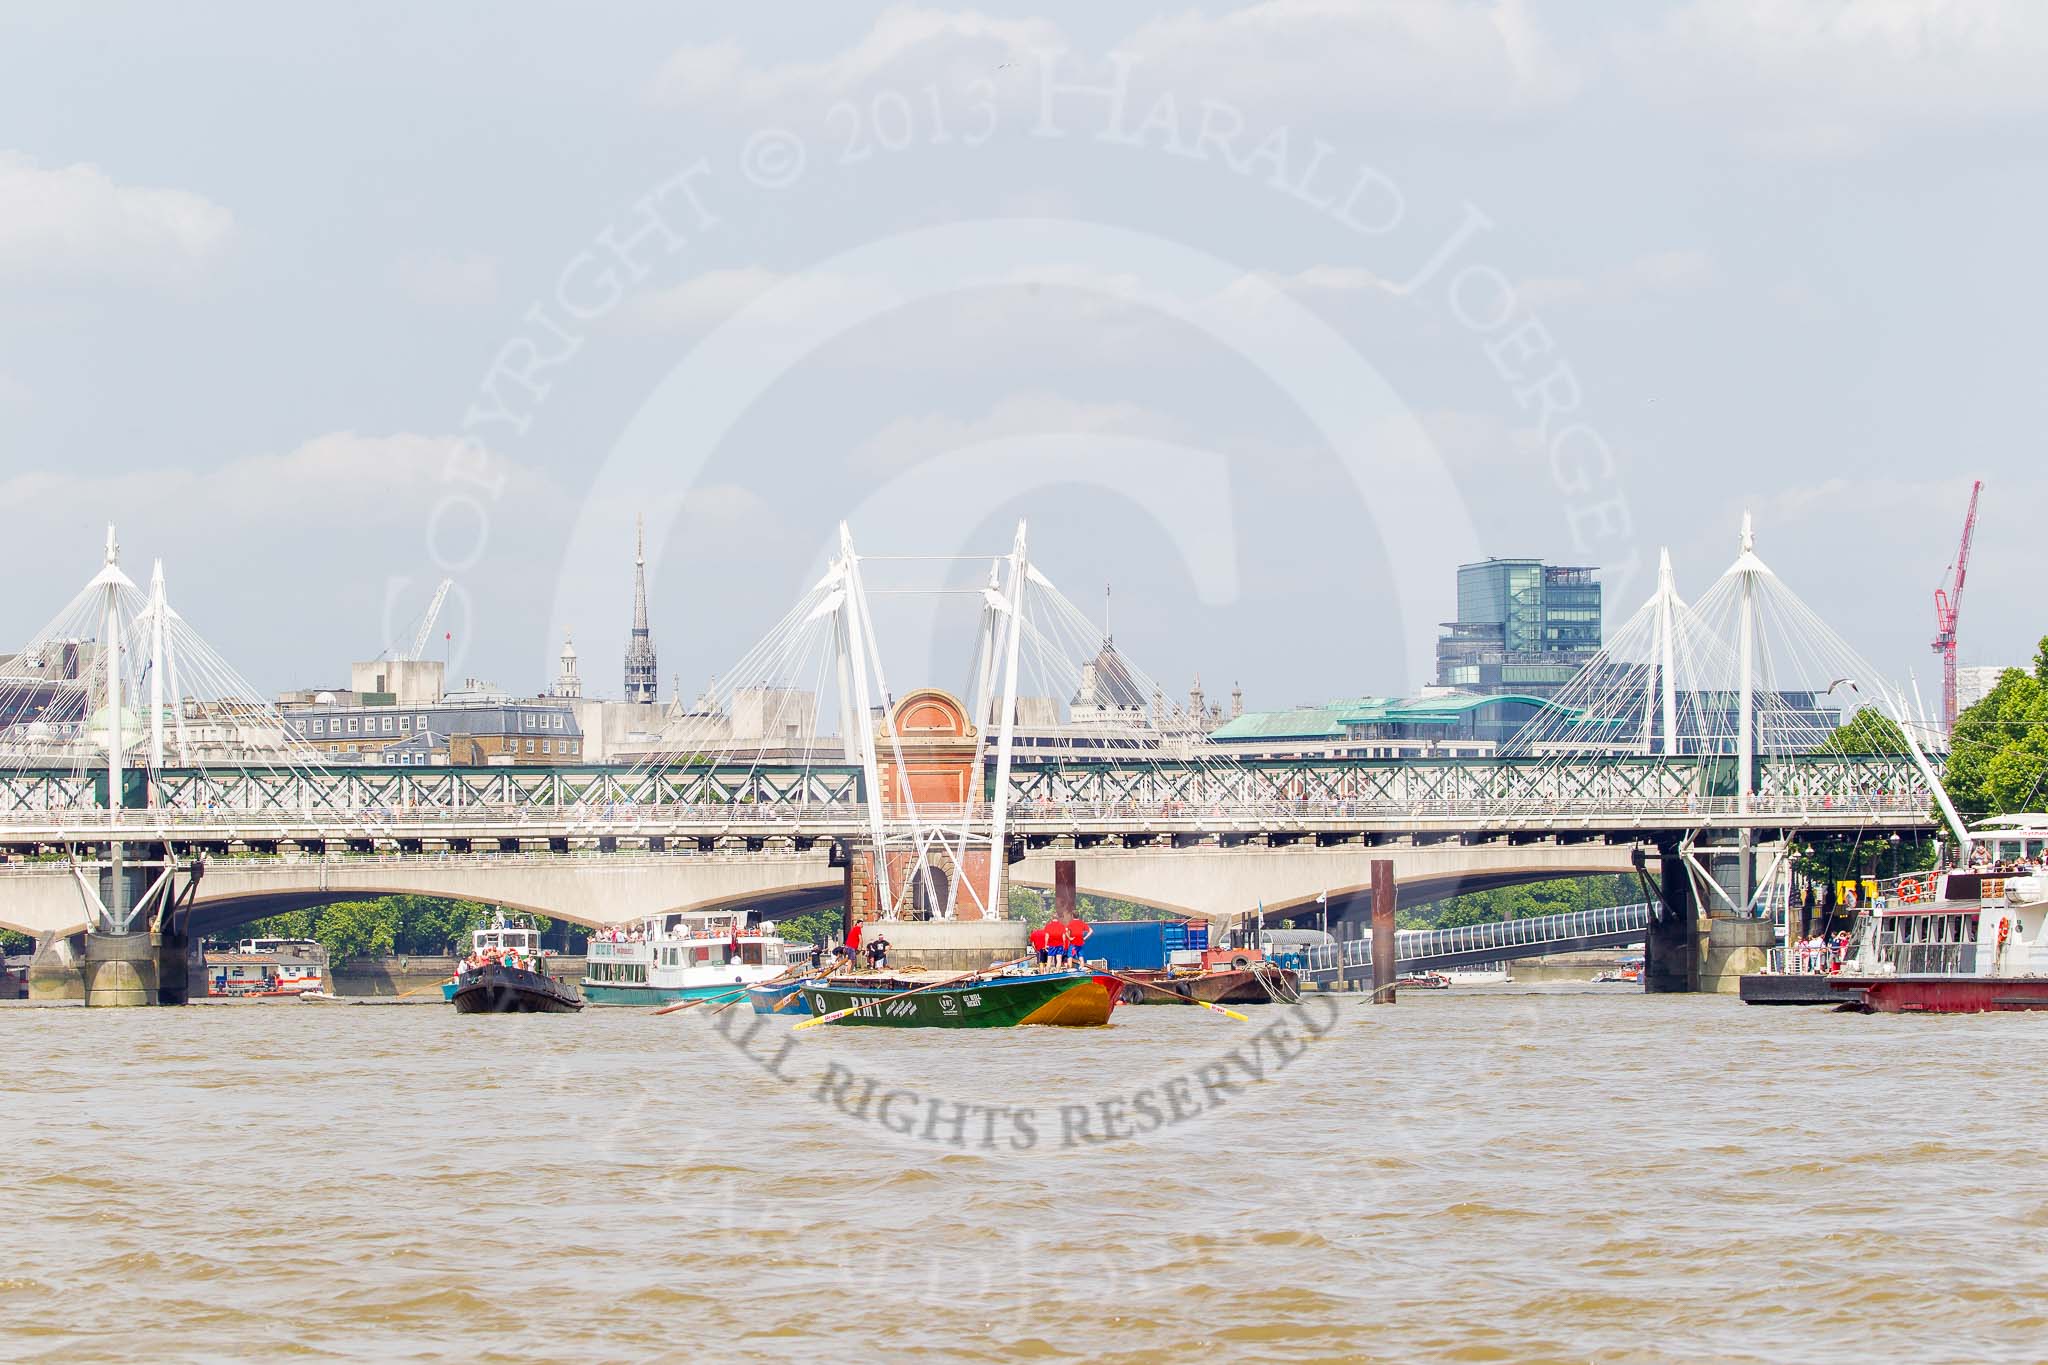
{"left": 452, "top": 958, "right": 585, "bottom": 1013}
{"left": 449, "top": 921, "right": 584, "bottom": 1014}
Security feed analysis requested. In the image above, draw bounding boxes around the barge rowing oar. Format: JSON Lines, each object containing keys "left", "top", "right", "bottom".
{"left": 651, "top": 982, "right": 754, "bottom": 1016}
{"left": 1097, "top": 968, "right": 1251, "bottom": 1021}
{"left": 708, "top": 964, "right": 828, "bottom": 1018}
{"left": 793, "top": 955, "right": 1034, "bottom": 1032}
{"left": 652, "top": 956, "right": 822, "bottom": 1016}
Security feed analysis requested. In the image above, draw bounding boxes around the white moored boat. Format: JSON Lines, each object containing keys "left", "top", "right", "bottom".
{"left": 581, "top": 911, "right": 796, "bottom": 1006}
{"left": 1754, "top": 816, "right": 2048, "bottom": 1012}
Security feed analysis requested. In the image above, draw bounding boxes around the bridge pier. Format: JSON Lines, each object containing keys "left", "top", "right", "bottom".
{"left": 1645, "top": 839, "right": 1698, "bottom": 993}
{"left": 1701, "top": 915, "right": 1774, "bottom": 993}
{"left": 82, "top": 932, "right": 160, "bottom": 1007}
{"left": 153, "top": 913, "right": 206, "bottom": 1006}
{"left": 27, "top": 932, "right": 85, "bottom": 1002}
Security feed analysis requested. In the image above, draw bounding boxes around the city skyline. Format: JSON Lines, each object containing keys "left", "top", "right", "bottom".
{"left": 0, "top": 507, "right": 2017, "bottom": 725}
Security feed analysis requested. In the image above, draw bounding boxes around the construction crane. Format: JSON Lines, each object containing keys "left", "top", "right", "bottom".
{"left": 399, "top": 578, "right": 454, "bottom": 662}
{"left": 1931, "top": 480, "right": 1982, "bottom": 737}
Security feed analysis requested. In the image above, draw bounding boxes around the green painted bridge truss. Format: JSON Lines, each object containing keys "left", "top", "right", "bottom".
{"left": 0, "top": 751, "right": 1934, "bottom": 823}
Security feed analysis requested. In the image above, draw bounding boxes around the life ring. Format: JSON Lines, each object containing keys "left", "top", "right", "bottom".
{"left": 1898, "top": 878, "right": 1923, "bottom": 904}
{"left": 1998, "top": 917, "right": 2011, "bottom": 946}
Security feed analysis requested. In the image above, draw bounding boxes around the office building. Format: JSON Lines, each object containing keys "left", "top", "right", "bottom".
{"left": 1434, "top": 558, "right": 1602, "bottom": 698}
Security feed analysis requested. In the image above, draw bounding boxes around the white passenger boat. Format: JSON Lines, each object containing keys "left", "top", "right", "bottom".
{"left": 1829, "top": 816, "right": 2048, "bottom": 1012}
{"left": 207, "top": 937, "right": 328, "bottom": 997}
{"left": 581, "top": 910, "right": 797, "bottom": 1006}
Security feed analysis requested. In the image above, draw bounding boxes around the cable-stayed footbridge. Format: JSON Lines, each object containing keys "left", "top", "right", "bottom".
{"left": 0, "top": 517, "right": 1943, "bottom": 1003}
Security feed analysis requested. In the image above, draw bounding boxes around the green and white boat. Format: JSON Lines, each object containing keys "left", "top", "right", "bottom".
{"left": 799, "top": 968, "right": 1122, "bottom": 1028}
{"left": 581, "top": 910, "right": 797, "bottom": 1006}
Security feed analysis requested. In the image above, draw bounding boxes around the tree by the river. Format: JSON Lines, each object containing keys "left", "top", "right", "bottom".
{"left": 233, "top": 896, "right": 554, "bottom": 961}
{"left": 1941, "top": 635, "right": 2048, "bottom": 826}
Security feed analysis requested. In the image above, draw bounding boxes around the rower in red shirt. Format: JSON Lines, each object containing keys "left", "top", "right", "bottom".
{"left": 833, "top": 919, "right": 862, "bottom": 972}
{"left": 1061, "top": 912, "right": 1090, "bottom": 968}
{"left": 1029, "top": 921, "right": 1050, "bottom": 968}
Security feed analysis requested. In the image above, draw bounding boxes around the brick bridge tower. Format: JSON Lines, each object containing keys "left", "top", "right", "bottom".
{"left": 844, "top": 687, "right": 999, "bottom": 924}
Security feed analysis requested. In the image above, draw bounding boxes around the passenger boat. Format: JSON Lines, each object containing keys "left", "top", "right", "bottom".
{"left": 442, "top": 921, "right": 555, "bottom": 1002}
{"left": 1827, "top": 827, "right": 2048, "bottom": 1013}
{"left": 206, "top": 938, "right": 328, "bottom": 997}
{"left": 450, "top": 918, "right": 584, "bottom": 1014}
{"left": 1592, "top": 957, "right": 1643, "bottom": 985}
{"left": 1397, "top": 971, "right": 1452, "bottom": 990}
{"left": 582, "top": 910, "right": 796, "bottom": 1006}
{"left": 452, "top": 959, "right": 585, "bottom": 1014}
{"left": 799, "top": 966, "right": 1122, "bottom": 1028}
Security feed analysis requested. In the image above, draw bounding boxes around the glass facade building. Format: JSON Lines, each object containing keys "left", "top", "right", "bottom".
{"left": 1435, "top": 559, "right": 1603, "bottom": 698}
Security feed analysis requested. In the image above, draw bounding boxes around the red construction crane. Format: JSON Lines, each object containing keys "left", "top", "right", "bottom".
{"left": 1932, "top": 478, "right": 1983, "bottom": 736}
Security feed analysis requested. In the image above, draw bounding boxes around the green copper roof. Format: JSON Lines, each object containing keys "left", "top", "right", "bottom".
{"left": 1338, "top": 693, "right": 1576, "bottom": 725}
{"left": 1209, "top": 698, "right": 1385, "bottom": 742}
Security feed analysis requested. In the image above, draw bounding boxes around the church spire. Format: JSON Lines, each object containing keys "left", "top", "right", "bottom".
{"left": 623, "top": 513, "right": 659, "bottom": 703}
{"left": 632, "top": 515, "right": 649, "bottom": 632}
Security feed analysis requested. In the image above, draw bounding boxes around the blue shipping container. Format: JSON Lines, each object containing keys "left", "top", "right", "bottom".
{"left": 1080, "top": 920, "right": 1207, "bottom": 971}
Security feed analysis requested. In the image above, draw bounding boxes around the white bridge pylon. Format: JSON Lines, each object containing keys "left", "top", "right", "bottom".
{"left": 629, "top": 517, "right": 1256, "bottom": 922}
{"left": 0, "top": 526, "right": 353, "bottom": 933}
{"left": 1503, "top": 512, "right": 1972, "bottom": 906}
{"left": 826, "top": 519, "right": 1028, "bottom": 922}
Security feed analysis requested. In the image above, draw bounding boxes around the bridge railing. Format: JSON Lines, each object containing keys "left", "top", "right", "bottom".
{"left": 1299, "top": 902, "right": 1654, "bottom": 974}
{"left": 0, "top": 846, "right": 837, "bottom": 877}
{"left": 0, "top": 789, "right": 1933, "bottom": 833}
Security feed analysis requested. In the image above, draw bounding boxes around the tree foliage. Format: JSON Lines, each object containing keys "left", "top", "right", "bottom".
{"left": 1818, "top": 705, "right": 1910, "bottom": 757}
{"left": 1399, "top": 874, "right": 1640, "bottom": 931}
{"left": 777, "top": 909, "right": 842, "bottom": 945}
{"left": 1942, "top": 638, "right": 2048, "bottom": 825}
{"left": 234, "top": 896, "right": 550, "bottom": 961}
{"left": 1006, "top": 888, "right": 1162, "bottom": 926}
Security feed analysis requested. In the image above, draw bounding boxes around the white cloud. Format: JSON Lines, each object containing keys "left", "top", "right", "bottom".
{"left": 1262, "top": 265, "right": 1403, "bottom": 295}
{"left": 1417, "top": 408, "right": 1545, "bottom": 470}
{"left": 648, "top": 2, "right": 1575, "bottom": 120}
{"left": 851, "top": 391, "right": 1188, "bottom": 473}
{"left": 616, "top": 266, "right": 905, "bottom": 335}
{"left": 650, "top": 6, "right": 1057, "bottom": 109}
{"left": 0, "top": 151, "right": 234, "bottom": 285}
{"left": 393, "top": 250, "right": 499, "bottom": 309}
{"left": 1116, "top": 0, "right": 1579, "bottom": 117}
{"left": 0, "top": 432, "right": 548, "bottom": 533}
{"left": 1519, "top": 248, "right": 1715, "bottom": 310}
{"left": 612, "top": 258, "right": 1430, "bottom": 382}
{"left": 1616, "top": 0, "right": 2048, "bottom": 152}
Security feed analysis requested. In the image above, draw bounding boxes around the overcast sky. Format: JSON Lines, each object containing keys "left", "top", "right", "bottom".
{"left": 3, "top": 1, "right": 2043, "bottom": 716}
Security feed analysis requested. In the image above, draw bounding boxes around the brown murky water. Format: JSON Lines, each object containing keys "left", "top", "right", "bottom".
{"left": 6, "top": 988, "right": 2047, "bottom": 1362}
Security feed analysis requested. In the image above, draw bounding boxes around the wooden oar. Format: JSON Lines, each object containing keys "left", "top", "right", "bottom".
{"left": 651, "top": 983, "right": 753, "bottom": 1016}
{"left": 793, "top": 955, "right": 1034, "bottom": 1032}
{"left": 708, "top": 963, "right": 827, "bottom": 1018}
{"left": 400, "top": 975, "right": 456, "bottom": 999}
{"left": 652, "top": 955, "right": 818, "bottom": 1017}
{"left": 1097, "top": 968, "right": 1251, "bottom": 1022}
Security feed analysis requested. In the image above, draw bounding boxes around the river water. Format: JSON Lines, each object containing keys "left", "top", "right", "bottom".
{"left": 6, "top": 987, "right": 2046, "bottom": 1362}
